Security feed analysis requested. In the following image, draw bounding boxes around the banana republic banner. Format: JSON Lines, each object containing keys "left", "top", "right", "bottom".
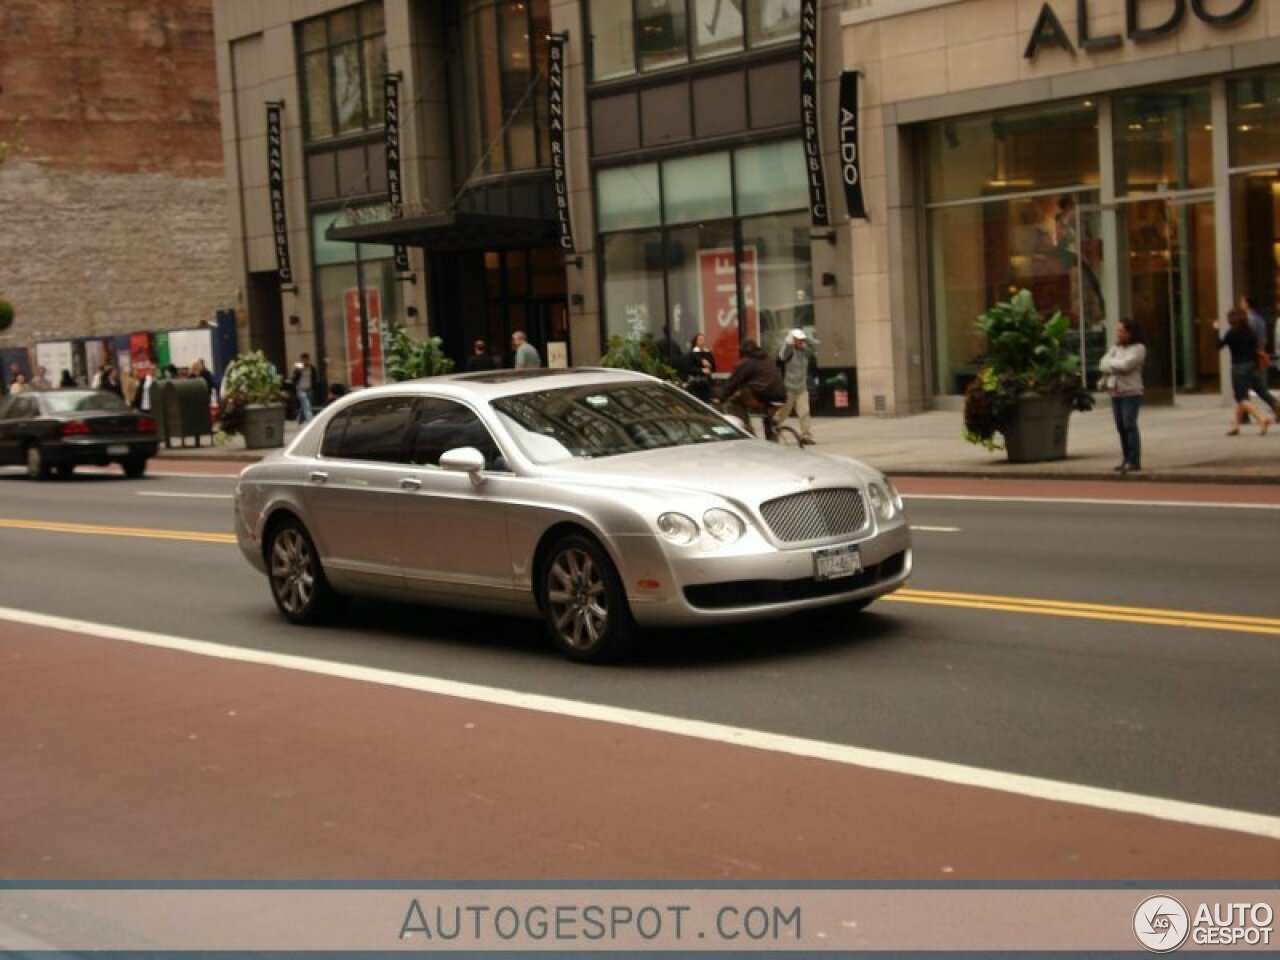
{"left": 383, "top": 74, "right": 411, "bottom": 273}
{"left": 800, "top": 0, "right": 829, "bottom": 227}
{"left": 838, "top": 71, "right": 868, "bottom": 221}
{"left": 548, "top": 34, "right": 574, "bottom": 252}
{"left": 266, "top": 103, "right": 293, "bottom": 285}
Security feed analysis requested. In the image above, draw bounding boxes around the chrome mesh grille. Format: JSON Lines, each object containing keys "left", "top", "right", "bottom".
{"left": 759, "top": 488, "right": 867, "bottom": 543}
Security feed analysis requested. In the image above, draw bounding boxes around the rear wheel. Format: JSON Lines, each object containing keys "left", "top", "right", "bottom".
{"left": 53, "top": 464, "right": 75, "bottom": 479}
{"left": 539, "top": 533, "right": 635, "bottom": 663}
{"left": 25, "top": 444, "right": 51, "bottom": 481}
{"left": 266, "top": 517, "right": 344, "bottom": 625}
{"left": 122, "top": 456, "right": 147, "bottom": 478}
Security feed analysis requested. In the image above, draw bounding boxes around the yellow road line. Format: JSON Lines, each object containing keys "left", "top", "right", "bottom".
{"left": 0, "top": 518, "right": 235, "bottom": 545}
{"left": 887, "top": 589, "right": 1280, "bottom": 636}
{"left": 2, "top": 517, "right": 1276, "bottom": 636}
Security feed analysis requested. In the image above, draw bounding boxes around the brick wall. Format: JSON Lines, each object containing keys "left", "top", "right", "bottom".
{"left": 0, "top": 0, "right": 230, "bottom": 351}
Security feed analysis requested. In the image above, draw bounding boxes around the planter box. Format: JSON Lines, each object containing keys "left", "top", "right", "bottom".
{"left": 1002, "top": 394, "right": 1070, "bottom": 463}
{"left": 243, "top": 404, "right": 286, "bottom": 449}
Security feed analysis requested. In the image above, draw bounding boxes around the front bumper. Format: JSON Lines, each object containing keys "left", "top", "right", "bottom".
{"left": 621, "top": 519, "right": 913, "bottom": 627}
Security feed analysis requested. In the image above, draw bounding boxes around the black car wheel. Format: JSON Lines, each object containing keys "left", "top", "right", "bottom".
{"left": 54, "top": 464, "right": 75, "bottom": 479}
{"left": 122, "top": 456, "right": 147, "bottom": 478}
{"left": 267, "top": 517, "right": 344, "bottom": 625}
{"left": 25, "top": 444, "right": 51, "bottom": 481}
{"left": 539, "top": 533, "right": 634, "bottom": 663}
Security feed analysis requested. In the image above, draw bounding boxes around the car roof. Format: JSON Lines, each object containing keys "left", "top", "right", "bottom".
{"left": 341, "top": 367, "right": 656, "bottom": 404}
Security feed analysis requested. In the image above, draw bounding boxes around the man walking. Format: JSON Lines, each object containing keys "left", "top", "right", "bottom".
{"left": 511, "top": 330, "right": 541, "bottom": 369}
{"left": 290, "top": 352, "right": 317, "bottom": 423}
{"left": 775, "top": 328, "right": 816, "bottom": 445}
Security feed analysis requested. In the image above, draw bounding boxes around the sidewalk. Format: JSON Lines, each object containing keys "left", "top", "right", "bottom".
{"left": 157, "top": 398, "right": 1280, "bottom": 484}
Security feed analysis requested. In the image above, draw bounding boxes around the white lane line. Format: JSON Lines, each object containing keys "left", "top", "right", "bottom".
{"left": 904, "top": 493, "right": 1280, "bottom": 510}
{"left": 135, "top": 491, "right": 233, "bottom": 500}
{"left": 1, "top": 606, "right": 1277, "bottom": 841}
{"left": 909, "top": 525, "right": 961, "bottom": 533}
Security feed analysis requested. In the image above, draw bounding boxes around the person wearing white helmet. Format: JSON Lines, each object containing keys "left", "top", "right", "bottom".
{"left": 775, "top": 328, "right": 816, "bottom": 445}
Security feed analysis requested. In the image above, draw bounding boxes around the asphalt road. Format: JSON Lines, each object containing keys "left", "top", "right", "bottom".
{"left": 1, "top": 465, "right": 1276, "bottom": 826}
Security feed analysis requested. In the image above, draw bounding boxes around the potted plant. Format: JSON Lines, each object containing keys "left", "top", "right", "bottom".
{"left": 0, "top": 298, "right": 13, "bottom": 333}
{"left": 599, "top": 334, "right": 681, "bottom": 382}
{"left": 962, "top": 289, "right": 1093, "bottom": 462}
{"left": 217, "top": 350, "right": 286, "bottom": 449}
{"left": 385, "top": 328, "right": 455, "bottom": 381}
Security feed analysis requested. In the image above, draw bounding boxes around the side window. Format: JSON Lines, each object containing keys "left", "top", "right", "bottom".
{"left": 320, "top": 408, "right": 351, "bottom": 458}
{"left": 411, "top": 398, "right": 505, "bottom": 469}
{"left": 331, "top": 396, "right": 417, "bottom": 462}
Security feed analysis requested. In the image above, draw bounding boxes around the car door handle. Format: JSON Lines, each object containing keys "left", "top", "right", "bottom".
{"left": 400, "top": 477, "right": 421, "bottom": 491}
{"left": 309, "top": 471, "right": 329, "bottom": 484}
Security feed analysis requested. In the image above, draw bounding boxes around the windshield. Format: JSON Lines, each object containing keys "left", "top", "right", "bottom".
{"left": 41, "top": 390, "right": 131, "bottom": 414}
{"left": 492, "top": 381, "right": 744, "bottom": 462}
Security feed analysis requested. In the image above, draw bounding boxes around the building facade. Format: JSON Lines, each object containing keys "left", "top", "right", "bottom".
{"left": 0, "top": 0, "right": 231, "bottom": 382}
{"left": 212, "top": 0, "right": 1279, "bottom": 412}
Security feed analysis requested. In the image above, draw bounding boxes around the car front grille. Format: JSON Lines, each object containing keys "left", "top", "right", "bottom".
{"left": 758, "top": 487, "right": 868, "bottom": 543}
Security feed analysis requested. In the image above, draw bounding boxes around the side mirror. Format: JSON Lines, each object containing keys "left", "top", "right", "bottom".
{"left": 439, "top": 446, "right": 486, "bottom": 485}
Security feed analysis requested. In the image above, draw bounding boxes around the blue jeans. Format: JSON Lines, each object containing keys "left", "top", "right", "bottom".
{"left": 297, "top": 389, "right": 313, "bottom": 423}
{"left": 1111, "top": 395, "right": 1142, "bottom": 468}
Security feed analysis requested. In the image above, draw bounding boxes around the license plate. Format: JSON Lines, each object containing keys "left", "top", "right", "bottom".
{"left": 814, "top": 544, "right": 862, "bottom": 581}
{"left": 107, "top": 445, "right": 129, "bottom": 456}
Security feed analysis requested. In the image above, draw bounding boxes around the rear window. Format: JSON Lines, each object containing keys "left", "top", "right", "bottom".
{"left": 41, "top": 390, "right": 131, "bottom": 414}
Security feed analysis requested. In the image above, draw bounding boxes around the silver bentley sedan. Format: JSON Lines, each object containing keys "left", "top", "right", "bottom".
{"left": 233, "top": 368, "right": 912, "bottom": 662}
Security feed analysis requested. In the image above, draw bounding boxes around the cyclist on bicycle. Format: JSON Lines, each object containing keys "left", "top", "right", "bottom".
{"left": 718, "top": 338, "right": 786, "bottom": 438}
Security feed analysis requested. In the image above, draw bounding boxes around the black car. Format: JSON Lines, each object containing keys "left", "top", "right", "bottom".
{"left": 0, "top": 389, "right": 159, "bottom": 480}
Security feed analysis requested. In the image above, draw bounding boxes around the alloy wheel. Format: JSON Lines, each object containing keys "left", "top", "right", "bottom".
{"left": 270, "top": 526, "right": 315, "bottom": 616}
{"left": 546, "top": 545, "right": 609, "bottom": 651}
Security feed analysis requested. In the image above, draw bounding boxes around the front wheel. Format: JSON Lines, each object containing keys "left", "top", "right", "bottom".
{"left": 539, "top": 533, "right": 635, "bottom": 663}
{"left": 266, "top": 517, "right": 344, "bottom": 625}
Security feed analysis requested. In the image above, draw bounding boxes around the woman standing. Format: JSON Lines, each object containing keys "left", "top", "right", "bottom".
{"left": 1217, "top": 308, "right": 1269, "bottom": 436}
{"left": 1099, "top": 318, "right": 1146, "bottom": 473}
{"left": 684, "top": 332, "right": 716, "bottom": 403}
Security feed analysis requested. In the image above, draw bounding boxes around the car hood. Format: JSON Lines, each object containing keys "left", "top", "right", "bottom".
{"left": 536, "top": 440, "right": 879, "bottom": 503}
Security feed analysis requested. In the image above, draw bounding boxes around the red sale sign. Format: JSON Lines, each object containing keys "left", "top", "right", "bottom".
{"left": 345, "top": 288, "right": 384, "bottom": 386}
{"left": 698, "top": 246, "right": 757, "bottom": 371}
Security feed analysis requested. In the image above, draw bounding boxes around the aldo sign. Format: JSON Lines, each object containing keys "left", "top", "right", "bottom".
{"left": 1025, "top": 0, "right": 1256, "bottom": 59}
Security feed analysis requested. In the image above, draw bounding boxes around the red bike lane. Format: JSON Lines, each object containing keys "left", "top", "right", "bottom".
{"left": 2, "top": 619, "right": 1276, "bottom": 882}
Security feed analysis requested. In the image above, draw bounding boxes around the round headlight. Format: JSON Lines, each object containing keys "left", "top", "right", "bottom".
{"left": 884, "top": 476, "right": 904, "bottom": 512}
{"left": 657, "top": 512, "right": 698, "bottom": 544}
{"left": 867, "top": 482, "right": 897, "bottom": 521}
{"left": 702, "top": 508, "right": 745, "bottom": 544}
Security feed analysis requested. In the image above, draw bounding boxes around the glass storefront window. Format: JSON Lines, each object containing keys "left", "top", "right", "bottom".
{"left": 1114, "top": 83, "right": 1212, "bottom": 195}
{"left": 749, "top": 0, "right": 800, "bottom": 46}
{"left": 590, "top": 0, "right": 635, "bottom": 80}
{"left": 598, "top": 141, "right": 811, "bottom": 370}
{"left": 297, "top": 2, "right": 386, "bottom": 144}
{"left": 1229, "top": 70, "right": 1280, "bottom": 169}
{"left": 1230, "top": 170, "right": 1280, "bottom": 339}
{"left": 602, "top": 230, "right": 665, "bottom": 340}
{"left": 742, "top": 210, "right": 812, "bottom": 356}
{"left": 927, "top": 191, "right": 1105, "bottom": 395}
{"left": 597, "top": 164, "right": 661, "bottom": 231}
{"left": 734, "top": 140, "right": 808, "bottom": 216}
{"left": 692, "top": 0, "right": 743, "bottom": 60}
{"left": 925, "top": 100, "right": 1099, "bottom": 203}
{"left": 637, "top": 0, "right": 689, "bottom": 72}
{"left": 662, "top": 153, "right": 732, "bottom": 224}
{"left": 448, "top": 0, "right": 551, "bottom": 178}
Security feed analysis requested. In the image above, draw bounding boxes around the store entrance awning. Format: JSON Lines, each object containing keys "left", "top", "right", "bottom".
{"left": 324, "top": 211, "right": 557, "bottom": 253}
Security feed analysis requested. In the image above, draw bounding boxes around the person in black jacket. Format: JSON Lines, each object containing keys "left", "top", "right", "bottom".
{"left": 1217, "top": 308, "right": 1271, "bottom": 436}
{"left": 465, "top": 339, "right": 498, "bottom": 372}
{"left": 719, "top": 339, "right": 785, "bottom": 436}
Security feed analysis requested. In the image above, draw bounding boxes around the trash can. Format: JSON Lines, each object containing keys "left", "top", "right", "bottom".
{"left": 816, "top": 368, "right": 858, "bottom": 416}
{"left": 153, "top": 378, "right": 214, "bottom": 448}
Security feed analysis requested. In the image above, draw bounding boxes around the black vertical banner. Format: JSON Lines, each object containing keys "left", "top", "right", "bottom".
{"left": 548, "top": 34, "right": 574, "bottom": 253}
{"left": 384, "top": 74, "right": 410, "bottom": 273}
{"left": 800, "top": 0, "right": 828, "bottom": 227}
{"left": 266, "top": 104, "right": 293, "bottom": 284}
{"left": 838, "top": 71, "right": 868, "bottom": 220}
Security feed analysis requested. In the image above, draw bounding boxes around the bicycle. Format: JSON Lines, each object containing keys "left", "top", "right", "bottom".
{"left": 717, "top": 394, "right": 803, "bottom": 446}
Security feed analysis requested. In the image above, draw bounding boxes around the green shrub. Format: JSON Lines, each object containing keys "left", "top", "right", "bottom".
{"left": 599, "top": 334, "right": 680, "bottom": 383}
{"left": 386, "top": 328, "right": 455, "bottom": 381}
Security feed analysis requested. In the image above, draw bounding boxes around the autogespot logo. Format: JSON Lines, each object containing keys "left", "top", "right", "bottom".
{"left": 1134, "top": 896, "right": 1191, "bottom": 953}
